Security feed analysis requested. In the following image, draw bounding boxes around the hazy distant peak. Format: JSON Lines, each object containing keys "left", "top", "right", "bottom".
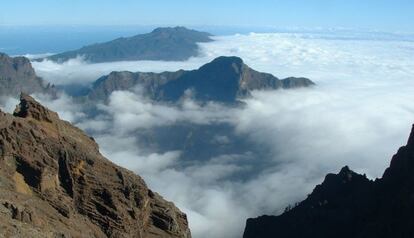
{"left": 45, "top": 26, "right": 213, "bottom": 63}
{"left": 151, "top": 26, "right": 212, "bottom": 35}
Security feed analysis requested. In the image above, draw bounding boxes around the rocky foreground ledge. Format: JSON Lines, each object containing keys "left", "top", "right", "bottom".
{"left": 0, "top": 94, "right": 191, "bottom": 238}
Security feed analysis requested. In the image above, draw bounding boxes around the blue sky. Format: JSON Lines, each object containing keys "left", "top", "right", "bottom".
{"left": 1, "top": 0, "right": 414, "bottom": 32}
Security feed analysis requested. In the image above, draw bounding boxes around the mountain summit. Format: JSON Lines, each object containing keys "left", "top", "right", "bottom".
{"left": 0, "top": 53, "right": 56, "bottom": 97}
{"left": 243, "top": 125, "right": 414, "bottom": 238}
{"left": 45, "top": 27, "right": 213, "bottom": 63}
{"left": 0, "top": 94, "right": 191, "bottom": 237}
{"left": 88, "top": 56, "right": 315, "bottom": 102}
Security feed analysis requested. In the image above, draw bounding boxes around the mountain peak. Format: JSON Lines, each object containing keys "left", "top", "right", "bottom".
{"left": 88, "top": 56, "right": 315, "bottom": 102}
{"left": 382, "top": 124, "right": 414, "bottom": 182}
{"left": 46, "top": 27, "right": 213, "bottom": 63}
{"left": 203, "top": 56, "right": 244, "bottom": 72}
{"left": 152, "top": 26, "right": 195, "bottom": 34}
{"left": 339, "top": 165, "right": 351, "bottom": 175}
{"left": 210, "top": 56, "right": 244, "bottom": 65}
{"left": 198, "top": 56, "right": 244, "bottom": 74}
{"left": 406, "top": 124, "right": 414, "bottom": 146}
{"left": 13, "top": 93, "right": 58, "bottom": 123}
{"left": 0, "top": 53, "right": 56, "bottom": 97}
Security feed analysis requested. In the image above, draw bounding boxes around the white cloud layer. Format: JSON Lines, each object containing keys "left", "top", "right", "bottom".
{"left": 98, "top": 90, "right": 237, "bottom": 131}
{"left": 6, "top": 31, "right": 414, "bottom": 238}
{"left": 31, "top": 56, "right": 207, "bottom": 85}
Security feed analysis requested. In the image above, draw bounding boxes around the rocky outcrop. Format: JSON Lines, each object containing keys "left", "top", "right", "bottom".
{"left": 0, "top": 53, "right": 56, "bottom": 98}
{"left": 44, "top": 27, "right": 213, "bottom": 63}
{"left": 0, "top": 94, "right": 191, "bottom": 238}
{"left": 88, "top": 56, "right": 315, "bottom": 103}
{"left": 243, "top": 125, "right": 414, "bottom": 238}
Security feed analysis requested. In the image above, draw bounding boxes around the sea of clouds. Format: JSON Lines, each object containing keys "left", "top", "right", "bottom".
{"left": 3, "top": 31, "right": 414, "bottom": 238}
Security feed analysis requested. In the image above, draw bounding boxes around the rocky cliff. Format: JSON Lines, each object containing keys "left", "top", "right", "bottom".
{"left": 0, "top": 53, "right": 56, "bottom": 98}
{"left": 243, "top": 125, "right": 414, "bottom": 238}
{"left": 0, "top": 94, "right": 191, "bottom": 238}
{"left": 88, "top": 56, "right": 314, "bottom": 103}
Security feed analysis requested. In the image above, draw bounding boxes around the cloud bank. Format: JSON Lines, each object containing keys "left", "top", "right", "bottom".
{"left": 31, "top": 55, "right": 209, "bottom": 86}
{"left": 4, "top": 31, "right": 413, "bottom": 238}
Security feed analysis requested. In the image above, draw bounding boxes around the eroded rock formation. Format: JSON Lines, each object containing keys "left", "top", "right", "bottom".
{"left": 0, "top": 53, "right": 55, "bottom": 97}
{"left": 0, "top": 94, "right": 190, "bottom": 238}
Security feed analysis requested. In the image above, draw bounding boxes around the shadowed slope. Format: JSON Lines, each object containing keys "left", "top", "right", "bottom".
{"left": 244, "top": 125, "right": 414, "bottom": 238}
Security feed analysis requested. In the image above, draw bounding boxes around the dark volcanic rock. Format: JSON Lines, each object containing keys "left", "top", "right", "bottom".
{"left": 0, "top": 94, "right": 191, "bottom": 238}
{"left": 243, "top": 125, "right": 414, "bottom": 238}
{"left": 45, "top": 27, "right": 213, "bottom": 63}
{"left": 88, "top": 56, "right": 315, "bottom": 103}
{"left": 0, "top": 53, "right": 56, "bottom": 97}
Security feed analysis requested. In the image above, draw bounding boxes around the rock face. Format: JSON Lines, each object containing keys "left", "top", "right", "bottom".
{"left": 0, "top": 53, "right": 56, "bottom": 97}
{"left": 89, "top": 70, "right": 184, "bottom": 102}
{"left": 88, "top": 56, "right": 314, "bottom": 103}
{"left": 0, "top": 94, "right": 191, "bottom": 238}
{"left": 243, "top": 125, "right": 414, "bottom": 238}
{"left": 45, "top": 27, "right": 213, "bottom": 63}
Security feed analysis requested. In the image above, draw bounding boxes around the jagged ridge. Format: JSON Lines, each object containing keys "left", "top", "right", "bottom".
{"left": 0, "top": 53, "right": 56, "bottom": 97}
{"left": 88, "top": 56, "right": 315, "bottom": 103}
{"left": 243, "top": 125, "right": 414, "bottom": 238}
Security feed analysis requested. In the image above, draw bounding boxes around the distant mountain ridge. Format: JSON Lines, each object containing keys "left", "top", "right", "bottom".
{"left": 45, "top": 27, "right": 213, "bottom": 63}
{"left": 88, "top": 56, "right": 315, "bottom": 103}
{"left": 243, "top": 125, "right": 414, "bottom": 238}
{"left": 0, "top": 52, "right": 56, "bottom": 98}
{"left": 84, "top": 56, "right": 314, "bottom": 167}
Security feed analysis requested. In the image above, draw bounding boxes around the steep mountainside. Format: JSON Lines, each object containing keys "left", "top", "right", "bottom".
{"left": 88, "top": 56, "right": 315, "bottom": 102}
{"left": 0, "top": 53, "right": 56, "bottom": 97}
{"left": 244, "top": 125, "right": 414, "bottom": 238}
{"left": 45, "top": 27, "right": 213, "bottom": 63}
{"left": 0, "top": 94, "right": 191, "bottom": 238}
